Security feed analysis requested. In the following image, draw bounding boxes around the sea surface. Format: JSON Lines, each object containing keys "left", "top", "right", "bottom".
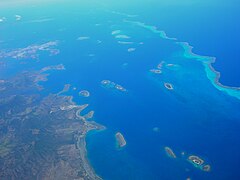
{"left": 0, "top": 0, "right": 240, "bottom": 179}
{"left": 106, "top": 0, "right": 240, "bottom": 87}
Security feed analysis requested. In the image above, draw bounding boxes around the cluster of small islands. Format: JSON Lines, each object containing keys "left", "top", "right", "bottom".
{"left": 101, "top": 80, "right": 127, "bottom": 93}
{"left": 0, "top": 54, "right": 213, "bottom": 180}
{"left": 150, "top": 61, "right": 177, "bottom": 90}
{"left": 164, "top": 146, "right": 211, "bottom": 179}
{"left": 111, "top": 30, "right": 138, "bottom": 53}
{"left": 0, "top": 9, "right": 225, "bottom": 180}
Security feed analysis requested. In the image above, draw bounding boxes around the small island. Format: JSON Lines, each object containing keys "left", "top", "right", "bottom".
{"left": 79, "top": 90, "right": 90, "bottom": 97}
{"left": 166, "top": 63, "right": 175, "bottom": 67}
{"left": 150, "top": 69, "right": 162, "bottom": 74}
{"left": 115, "top": 84, "right": 127, "bottom": 92}
{"left": 188, "top": 155, "right": 204, "bottom": 166}
{"left": 101, "top": 80, "right": 112, "bottom": 86}
{"left": 187, "top": 155, "right": 211, "bottom": 172}
{"left": 164, "top": 146, "right": 176, "bottom": 158}
{"left": 164, "top": 83, "right": 174, "bottom": 90}
{"left": 101, "top": 80, "right": 127, "bottom": 93}
{"left": 202, "top": 164, "right": 211, "bottom": 172}
{"left": 165, "top": 63, "right": 179, "bottom": 71}
{"left": 127, "top": 48, "right": 136, "bottom": 52}
{"left": 115, "top": 132, "right": 126, "bottom": 148}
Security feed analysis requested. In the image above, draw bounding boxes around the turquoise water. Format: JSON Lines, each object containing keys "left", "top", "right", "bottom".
{"left": 0, "top": 1, "right": 240, "bottom": 179}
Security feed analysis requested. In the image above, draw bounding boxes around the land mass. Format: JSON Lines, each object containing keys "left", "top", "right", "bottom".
{"left": 0, "top": 67, "right": 104, "bottom": 179}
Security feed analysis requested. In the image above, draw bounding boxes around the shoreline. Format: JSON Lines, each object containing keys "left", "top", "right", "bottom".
{"left": 66, "top": 96, "right": 106, "bottom": 180}
{"left": 42, "top": 83, "right": 105, "bottom": 179}
{"left": 77, "top": 122, "right": 106, "bottom": 180}
{"left": 78, "top": 133, "right": 102, "bottom": 180}
{"left": 0, "top": 68, "right": 106, "bottom": 179}
{"left": 44, "top": 72, "right": 106, "bottom": 179}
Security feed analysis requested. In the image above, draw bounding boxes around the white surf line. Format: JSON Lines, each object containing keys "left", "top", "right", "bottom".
{"left": 117, "top": 41, "right": 134, "bottom": 44}
{"left": 77, "top": 36, "right": 90, "bottom": 41}
{"left": 0, "top": 17, "right": 6, "bottom": 22}
{"left": 106, "top": 10, "right": 138, "bottom": 18}
{"left": 15, "top": 15, "right": 22, "bottom": 21}
{"left": 25, "top": 18, "right": 54, "bottom": 23}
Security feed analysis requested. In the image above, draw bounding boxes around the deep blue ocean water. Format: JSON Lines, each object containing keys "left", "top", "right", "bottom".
{"left": 0, "top": 1, "right": 240, "bottom": 179}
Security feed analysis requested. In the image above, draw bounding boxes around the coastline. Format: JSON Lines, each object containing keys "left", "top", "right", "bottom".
{"left": 0, "top": 68, "right": 106, "bottom": 179}
{"left": 1, "top": 5, "right": 240, "bottom": 180}
{"left": 66, "top": 95, "right": 106, "bottom": 180}
{"left": 78, "top": 122, "right": 106, "bottom": 180}
{"left": 37, "top": 69, "right": 106, "bottom": 179}
{"left": 78, "top": 134, "right": 102, "bottom": 180}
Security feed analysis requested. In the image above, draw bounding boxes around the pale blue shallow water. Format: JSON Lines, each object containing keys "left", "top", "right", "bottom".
{"left": 0, "top": 1, "right": 240, "bottom": 179}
